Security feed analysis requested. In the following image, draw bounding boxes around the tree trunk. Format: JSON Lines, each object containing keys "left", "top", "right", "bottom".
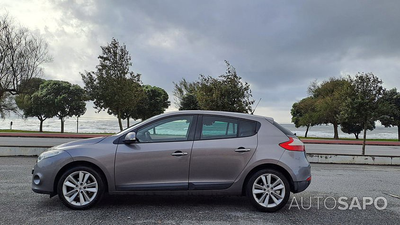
{"left": 398, "top": 126, "right": 400, "bottom": 142}
{"left": 305, "top": 124, "right": 310, "bottom": 138}
{"left": 127, "top": 117, "right": 130, "bottom": 128}
{"left": 118, "top": 111, "right": 123, "bottom": 131}
{"left": 61, "top": 118, "right": 65, "bottom": 133}
{"left": 333, "top": 122, "right": 339, "bottom": 139}
{"left": 362, "top": 125, "right": 367, "bottom": 156}
{"left": 39, "top": 120, "right": 43, "bottom": 132}
{"left": 354, "top": 133, "right": 359, "bottom": 139}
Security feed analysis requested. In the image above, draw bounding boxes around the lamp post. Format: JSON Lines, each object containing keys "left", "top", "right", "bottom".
{"left": 76, "top": 116, "right": 79, "bottom": 133}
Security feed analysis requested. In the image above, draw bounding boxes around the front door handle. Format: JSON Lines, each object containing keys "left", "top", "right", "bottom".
{"left": 235, "top": 147, "right": 251, "bottom": 153}
{"left": 172, "top": 151, "right": 188, "bottom": 156}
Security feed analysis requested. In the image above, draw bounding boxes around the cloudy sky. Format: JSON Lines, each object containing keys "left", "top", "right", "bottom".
{"left": 3, "top": 0, "right": 400, "bottom": 123}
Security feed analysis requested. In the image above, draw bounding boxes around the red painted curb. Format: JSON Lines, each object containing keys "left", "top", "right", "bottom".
{"left": 302, "top": 139, "right": 400, "bottom": 146}
{"left": 0, "top": 132, "right": 109, "bottom": 139}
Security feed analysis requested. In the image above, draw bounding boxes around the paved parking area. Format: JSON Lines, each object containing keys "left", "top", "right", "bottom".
{"left": 0, "top": 157, "right": 399, "bottom": 224}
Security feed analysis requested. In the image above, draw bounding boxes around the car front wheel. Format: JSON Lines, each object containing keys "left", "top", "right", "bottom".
{"left": 57, "top": 166, "right": 104, "bottom": 210}
{"left": 246, "top": 169, "right": 290, "bottom": 212}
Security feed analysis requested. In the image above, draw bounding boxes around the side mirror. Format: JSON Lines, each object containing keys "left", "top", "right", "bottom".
{"left": 124, "top": 132, "right": 137, "bottom": 144}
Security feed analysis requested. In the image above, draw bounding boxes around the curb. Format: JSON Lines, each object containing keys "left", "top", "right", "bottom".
{"left": 302, "top": 139, "right": 400, "bottom": 146}
{"left": 0, "top": 146, "right": 48, "bottom": 156}
{"left": 1, "top": 134, "right": 399, "bottom": 165}
{"left": 307, "top": 153, "right": 400, "bottom": 165}
{"left": 1, "top": 146, "right": 400, "bottom": 166}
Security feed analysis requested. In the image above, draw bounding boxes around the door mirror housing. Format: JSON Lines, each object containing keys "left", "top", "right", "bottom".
{"left": 124, "top": 132, "right": 137, "bottom": 144}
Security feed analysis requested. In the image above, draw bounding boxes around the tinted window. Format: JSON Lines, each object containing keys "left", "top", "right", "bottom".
{"left": 137, "top": 116, "right": 193, "bottom": 142}
{"left": 201, "top": 116, "right": 258, "bottom": 140}
{"left": 238, "top": 120, "right": 258, "bottom": 137}
{"left": 201, "top": 116, "right": 237, "bottom": 139}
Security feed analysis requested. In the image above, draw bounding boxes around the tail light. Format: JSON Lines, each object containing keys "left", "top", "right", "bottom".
{"left": 279, "top": 137, "right": 305, "bottom": 151}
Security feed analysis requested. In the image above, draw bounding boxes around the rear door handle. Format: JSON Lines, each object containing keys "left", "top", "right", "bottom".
{"left": 172, "top": 151, "right": 188, "bottom": 156}
{"left": 235, "top": 147, "right": 251, "bottom": 153}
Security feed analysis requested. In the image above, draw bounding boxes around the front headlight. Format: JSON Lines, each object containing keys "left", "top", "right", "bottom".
{"left": 37, "top": 149, "right": 63, "bottom": 163}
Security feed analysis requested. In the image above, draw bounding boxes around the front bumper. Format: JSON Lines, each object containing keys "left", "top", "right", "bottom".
{"left": 31, "top": 151, "right": 73, "bottom": 195}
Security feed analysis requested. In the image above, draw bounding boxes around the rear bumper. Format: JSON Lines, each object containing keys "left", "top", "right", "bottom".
{"left": 292, "top": 180, "right": 311, "bottom": 193}
{"left": 278, "top": 149, "right": 312, "bottom": 193}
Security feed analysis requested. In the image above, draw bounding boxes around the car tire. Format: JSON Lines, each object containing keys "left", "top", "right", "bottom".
{"left": 57, "top": 166, "right": 104, "bottom": 210}
{"left": 246, "top": 169, "right": 290, "bottom": 212}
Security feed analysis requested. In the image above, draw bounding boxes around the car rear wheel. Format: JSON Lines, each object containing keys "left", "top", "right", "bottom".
{"left": 57, "top": 166, "right": 104, "bottom": 210}
{"left": 246, "top": 169, "right": 290, "bottom": 212}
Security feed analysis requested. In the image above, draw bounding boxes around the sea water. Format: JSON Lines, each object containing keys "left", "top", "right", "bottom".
{"left": 0, "top": 117, "right": 122, "bottom": 134}
{"left": 0, "top": 116, "right": 398, "bottom": 139}
{"left": 283, "top": 123, "right": 398, "bottom": 140}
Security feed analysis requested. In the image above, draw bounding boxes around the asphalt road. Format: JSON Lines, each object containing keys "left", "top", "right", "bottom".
{"left": 0, "top": 157, "right": 399, "bottom": 225}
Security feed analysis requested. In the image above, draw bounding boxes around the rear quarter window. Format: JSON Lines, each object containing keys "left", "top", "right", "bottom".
{"left": 271, "top": 121, "right": 295, "bottom": 136}
{"left": 238, "top": 120, "right": 259, "bottom": 137}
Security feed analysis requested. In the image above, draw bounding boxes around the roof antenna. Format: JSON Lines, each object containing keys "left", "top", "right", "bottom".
{"left": 251, "top": 98, "right": 262, "bottom": 115}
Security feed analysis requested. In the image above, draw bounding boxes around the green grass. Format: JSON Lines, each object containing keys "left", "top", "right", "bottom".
{"left": 0, "top": 129, "right": 50, "bottom": 133}
{"left": 299, "top": 136, "right": 399, "bottom": 142}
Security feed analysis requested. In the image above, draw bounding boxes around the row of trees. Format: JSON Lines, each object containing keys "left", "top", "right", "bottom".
{"left": 291, "top": 73, "right": 400, "bottom": 154}
{"left": 1, "top": 13, "right": 255, "bottom": 132}
{"left": 1, "top": 12, "right": 170, "bottom": 132}
{"left": 12, "top": 38, "right": 170, "bottom": 132}
{"left": 7, "top": 11, "right": 396, "bottom": 146}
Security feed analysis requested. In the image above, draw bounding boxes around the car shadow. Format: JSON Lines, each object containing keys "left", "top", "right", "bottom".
{"left": 97, "top": 194, "right": 252, "bottom": 210}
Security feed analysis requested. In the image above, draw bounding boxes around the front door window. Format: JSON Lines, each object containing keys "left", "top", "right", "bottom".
{"left": 136, "top": 116, "right": 194, "bottom": 142}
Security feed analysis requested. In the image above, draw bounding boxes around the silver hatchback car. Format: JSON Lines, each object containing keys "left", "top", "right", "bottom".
{"left": 32, "top": 110, "right": 311, "bottom": 212}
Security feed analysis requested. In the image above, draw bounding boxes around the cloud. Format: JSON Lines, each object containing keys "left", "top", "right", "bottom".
{"left": 3, "top": 0, "right": 400, "bottom": 122}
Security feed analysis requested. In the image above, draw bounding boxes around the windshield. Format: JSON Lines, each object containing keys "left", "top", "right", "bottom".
{"left": 112, "top": 120, "right": 142, "bottom": 136}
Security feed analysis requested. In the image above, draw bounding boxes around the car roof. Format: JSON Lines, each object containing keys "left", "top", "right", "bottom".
{"left": 162, "top": 110, "right": 274, "bottom": 123}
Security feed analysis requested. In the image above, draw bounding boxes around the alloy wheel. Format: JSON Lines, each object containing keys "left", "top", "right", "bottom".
{"left": 252, "top": 173, "right": 286, "bottom": 208}
{"left": 62, "top": 170, "right": 98, "bottom": 206}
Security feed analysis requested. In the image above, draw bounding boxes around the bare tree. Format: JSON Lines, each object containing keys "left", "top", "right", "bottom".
{"left": 0, "top": 13, "right": 51, "bottom": 116}
{"left": 0, "top": 93, "right": 16, "bottom": 118}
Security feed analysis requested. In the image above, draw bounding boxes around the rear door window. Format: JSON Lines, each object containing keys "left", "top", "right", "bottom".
{"left": 200, "top": 115, "right": 258, "bottom": 140}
